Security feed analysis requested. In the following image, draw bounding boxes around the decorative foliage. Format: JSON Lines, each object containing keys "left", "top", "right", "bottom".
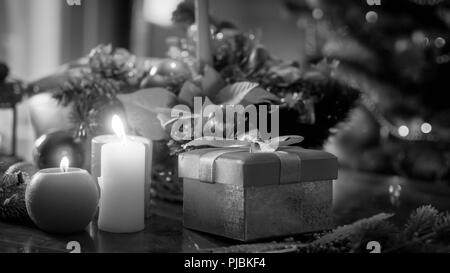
{"left": 53, "top": 72, "right": 124, "bottom": 139}
{"left": 48, "top": 44, "right": 155, "bottom": 139}
{"left": 87, "top": 44, "right": 149, "bottom": 92}
{"left": 158, "top": 66, "right": 283, "bottom": 154}
{"left": 117, "top": 88, "right": 179, "bottom": 141}
{"left": 32, "top": 5, "right": 359, "bottom": 149}
{"left": 172, "top": 1, "right": 360, "bottom": 147}
{"left": 404, "top": 205, "right": 439, "bottom": 239}
{"left": 208, "top": 205, "right": 450, "bottom": 253}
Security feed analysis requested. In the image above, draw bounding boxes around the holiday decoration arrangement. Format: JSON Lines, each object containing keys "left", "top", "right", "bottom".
{"left": 0, "top": 0, "right": 357, "bottom": 243}
{"left": 19, "top": 0, "right": 359, "bottom": 203}
{"left": 1, "top": 0, "right": 450, "bottom": 254}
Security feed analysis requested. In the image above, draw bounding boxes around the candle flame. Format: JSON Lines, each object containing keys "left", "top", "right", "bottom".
{"left": 112, "top": 115, "right": 126, "bottom": 141}
{"left": 60, "top": 156, "right": 69, "bottom": 173}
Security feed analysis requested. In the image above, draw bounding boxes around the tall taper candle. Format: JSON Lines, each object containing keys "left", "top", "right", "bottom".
{"left": 195, "top": 0, "right": 213, "bottom": 66}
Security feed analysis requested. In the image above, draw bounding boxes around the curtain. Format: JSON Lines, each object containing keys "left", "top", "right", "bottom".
{"left": 0, "top": 0, "right": 133, "bottom": 160}
{"left": 60, "top": 0, "right": 134, "bottom": 63}
{"left": 0, "top": 0, "right": 62, "bottom": 159}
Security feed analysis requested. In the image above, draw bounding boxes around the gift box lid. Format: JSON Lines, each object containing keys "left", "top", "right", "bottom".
{"left": 178, "top": 147, "right": 338, "bottom": 187}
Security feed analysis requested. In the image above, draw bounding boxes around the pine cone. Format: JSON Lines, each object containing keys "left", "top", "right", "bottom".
{"left": 0, "top": 171, "right": 29, "bottom": 223}
{"left": 0, "top": 204, "right": 31, "bottom": 224}
{"left": 1, "top": 172, "right": 26, "bottom": 200}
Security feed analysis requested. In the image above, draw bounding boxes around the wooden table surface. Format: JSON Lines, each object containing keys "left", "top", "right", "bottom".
{"left": 1, "top": 169, "right": 450, "bottom": 253}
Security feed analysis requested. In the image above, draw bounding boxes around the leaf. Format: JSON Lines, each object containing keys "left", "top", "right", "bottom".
{"left": 193, "top": 65, "right": 280, "bottom": 106}
{"left": 177, "top": 81, "right": 204, "bottom": 108}
{"left": 118, "top": 88, "right": 179, "bottom": 140}
{"left": 215, "top": 83, "right": 280, "bottom": 106}
{"left": 201, "top": 65, "right": 227, "bottom": 101}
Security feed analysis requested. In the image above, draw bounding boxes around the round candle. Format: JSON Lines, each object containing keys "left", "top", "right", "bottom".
{"left": 25, "top": 157, "right": 99, "bottom": 234}
{"left": 97, "top": 116, "right": 146, "bottom": 233}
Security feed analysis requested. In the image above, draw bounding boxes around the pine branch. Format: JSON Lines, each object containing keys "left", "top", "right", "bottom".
{"left": 312, "top": 213, "right": 393, "bottom": 246}
{"left": 207, "top": 206, "right": 450, "bottom": 253}
{"left": 404, "top": 205, "right": 439, "bottom": 239}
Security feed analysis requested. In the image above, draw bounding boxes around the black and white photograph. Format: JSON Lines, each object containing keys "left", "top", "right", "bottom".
{"left": 1, "top": 0, "right": 450, "bottom": 262}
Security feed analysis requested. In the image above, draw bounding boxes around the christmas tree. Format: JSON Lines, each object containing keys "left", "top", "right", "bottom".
{"left": 286, "top": 0, "right": 450, "bottom": 181}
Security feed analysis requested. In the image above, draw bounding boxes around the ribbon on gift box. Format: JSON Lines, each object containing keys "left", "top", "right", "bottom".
{"left": 180, "top": 135, "right": 337, "bottom": 185}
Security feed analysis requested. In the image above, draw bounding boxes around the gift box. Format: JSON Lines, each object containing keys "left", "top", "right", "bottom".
{"left": 179, "top": 146, "right": 338, "bottom": 241}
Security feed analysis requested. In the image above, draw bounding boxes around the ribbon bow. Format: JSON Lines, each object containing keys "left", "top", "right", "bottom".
{"left": 183, "top": 134, "right": 304, "bottom": 152}
{"left": 179, "top": 134, "right": 317, "bottom": 184}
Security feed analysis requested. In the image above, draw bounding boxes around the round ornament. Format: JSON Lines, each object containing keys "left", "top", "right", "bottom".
{"left": 140, "top": 59, "right": 192, "bottom": 91}
{"left": 25, "top": 167, "right": 99, "bottom": 233}
{"left": 33, "top": 131, "right": 85, "bottom": 169}
{"left": 156, "top": 59, "right": 191, "bottom": 80}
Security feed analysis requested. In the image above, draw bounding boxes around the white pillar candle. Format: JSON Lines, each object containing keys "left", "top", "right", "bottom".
{"left": 195, "top": 0, "right": 213, "bottom": 66}
{"left": 91, "top": 134, "right": 152, "bottom": 218}
{"left": 98, "top": 115, "right": 146, "bottom": 233}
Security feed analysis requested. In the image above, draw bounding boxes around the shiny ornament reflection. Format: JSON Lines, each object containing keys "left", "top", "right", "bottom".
{"left": 33, "top": 130, "right": 85, "bottom": 169}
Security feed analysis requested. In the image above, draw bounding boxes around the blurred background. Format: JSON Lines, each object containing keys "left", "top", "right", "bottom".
{"left": 0, "top": 0, "right": 305, "bottom": 80}
{"left": 0, "top": 0, "right": 306, "bottom": 161}
{"left": 1, "top": 0, "right": 450, "bottom": 185}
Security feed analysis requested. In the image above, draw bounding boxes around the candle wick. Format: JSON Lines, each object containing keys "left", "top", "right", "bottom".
{"left": 60, "top": 156, "right": 70, "bottom": 173}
